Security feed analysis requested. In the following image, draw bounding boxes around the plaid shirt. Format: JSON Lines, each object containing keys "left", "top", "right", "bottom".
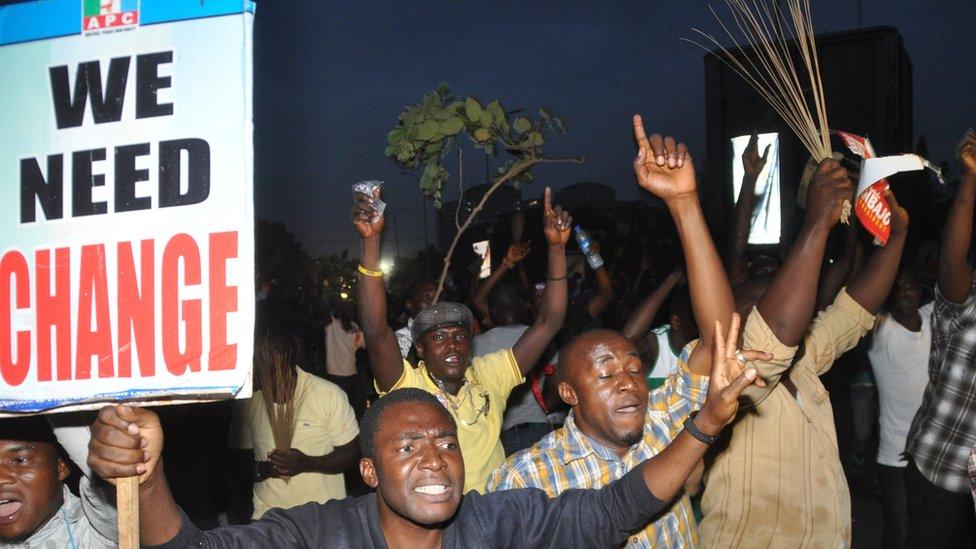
{"left": 906, "top": 278, "right": 976, "bottom": 493}
{"left": 486, "top": 342, "right": 707, "bottom": 548}
{"left": 970, "top": 444, "right": 976, "bottom": 508}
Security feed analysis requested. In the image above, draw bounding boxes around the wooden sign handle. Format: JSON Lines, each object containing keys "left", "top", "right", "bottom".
{"left": 117, "top": 476, "right": 139, "bottom": 549}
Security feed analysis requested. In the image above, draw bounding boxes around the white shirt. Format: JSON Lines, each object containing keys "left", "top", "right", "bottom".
{"left": 324, "top": 320, "right": 363, "bottom": 376}
{"left": 868, "top": 302, "right": 933, "bottom": 467}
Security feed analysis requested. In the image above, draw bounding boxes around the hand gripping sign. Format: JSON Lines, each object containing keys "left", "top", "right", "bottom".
{"left": 833, "top": 131, "right": 944, "bottom": 246}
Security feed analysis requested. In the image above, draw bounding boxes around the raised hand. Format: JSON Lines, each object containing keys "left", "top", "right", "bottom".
{"left": 632, "top": 114, "right": 695, "bottom": 202}
{"left": 742, "top": 133, "right": 771, "bottom": 179}
{"left": 958, "top": 129, "right": 976, "bottom": 175}
{"left": 505, "top": 240, "right": 532, "bottom": 264}
{"left": 696, "top": 314, "right": 772, "bottom": 433}
{"left": 805, "top": 159, "right": 853, "bottom": 231}
{"left": 886, "top": 186, "right": 909, "bottom": 238}
{"left": 351, "top": 187, "right": 385, "bottom": 240}
{"left": 543, "top": 186, "right": 572, "bottom": 247}
{"left": 88, "top": 404, "right": 164, "bottom": 486}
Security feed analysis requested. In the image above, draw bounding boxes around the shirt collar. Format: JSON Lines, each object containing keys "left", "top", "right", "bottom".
{"left": 559, "top": 412, "right": 629, "bottom": 464}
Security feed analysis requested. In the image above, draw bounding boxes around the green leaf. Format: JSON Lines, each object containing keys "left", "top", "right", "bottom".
{"left": 513, "top": 117, "right": 532, "bottom": 134}
{"left": 384, "top": 145, "right": 394, "bottom": 156}
{"left": 437, "top": 82, "right": 451, "bottom": 97}
{"left": 538, "top": 107, "right": 552, "bottom": 120}
{"left": 416, "top": 120, "right": 439, "bottom": 141}
{"left": 440, "top": 117, "right": 464, "bottom": 136}
{"left": 465, "top": 97, "right": 483, "bottom": 122}
{"left": 478, "top": 111, "right": 492, "bottom": 127}
{"left": 473, "top": 128, "right": 492, "bottom": 143}
{"left": 487, "top": 101, "right": 505, "bottom": 125}
{"left": 530, "top": 131, "right": 545, "bottom": 146}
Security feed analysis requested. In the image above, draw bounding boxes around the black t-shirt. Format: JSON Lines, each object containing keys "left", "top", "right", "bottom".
{"left": 152, "top": 465, "right": 662, "bottom": 548}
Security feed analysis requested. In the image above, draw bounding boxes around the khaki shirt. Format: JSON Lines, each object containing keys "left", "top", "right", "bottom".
{"left": 699, "top": 288, "right": 874, "bottom": 548}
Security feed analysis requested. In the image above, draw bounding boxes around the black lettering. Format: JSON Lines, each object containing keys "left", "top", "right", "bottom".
{"left": 20, "top": 155, "right": 63, "bottom": 223}
{"left": 72, "top": 149, "right": 107, "bottom": 217}
{"left": 49, "top": 57, "right": 131, "bottom": 129}
{"left": 136, "top": 51, "right": 174, "bottom": 119}
{"left": 115, "top": 143, "right": 152, "bottom": 212}
{"left": 159, "top": 139, "right": 210, "bottom": 208}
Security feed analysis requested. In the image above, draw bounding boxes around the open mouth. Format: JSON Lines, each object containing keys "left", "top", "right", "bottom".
{"left": 443, "top": 354, "right": 461, "bottom": 366}
{"left": 615, "top": 402, "right": 643, "bottom": 414}
{"left": 413, "top": 484, "right": 449, "bottom": 495}
{"left": 0, "top": 500, "right": 23, "bottom": 522}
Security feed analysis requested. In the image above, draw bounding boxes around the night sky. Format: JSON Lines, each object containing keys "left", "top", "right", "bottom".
{"left": 252, "top": 1, "right": 976, "bottom": 259}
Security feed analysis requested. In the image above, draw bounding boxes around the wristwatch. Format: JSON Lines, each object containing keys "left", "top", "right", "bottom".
{"left": 683, "top": 410, "right": 720, "bottom": 445}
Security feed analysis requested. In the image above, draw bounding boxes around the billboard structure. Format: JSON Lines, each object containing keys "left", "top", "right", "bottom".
{"left": 0, "top": 0, "right": 256, "bottom": 413}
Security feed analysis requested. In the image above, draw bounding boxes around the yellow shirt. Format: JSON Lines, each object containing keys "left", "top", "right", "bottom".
{"left": 699, "top": 288, "right": 875, "bottom": 548}
{"left": 229, "top": 368, "right": 359, "bottom": 519}
{"left": 382, "top": 348, "right": 523, "bottom": 493}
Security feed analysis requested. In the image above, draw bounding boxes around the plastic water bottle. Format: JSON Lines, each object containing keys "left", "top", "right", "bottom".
{"left": 573, "top": 225, "right": 604, "bottom": 269}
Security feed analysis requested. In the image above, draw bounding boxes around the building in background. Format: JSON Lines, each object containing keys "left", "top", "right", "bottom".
{"left": 703, "top": 26, "right": 912, "bottom": 249}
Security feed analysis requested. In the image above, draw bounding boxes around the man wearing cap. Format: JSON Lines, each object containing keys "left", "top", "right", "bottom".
{"left": 352, "top": 186, "right": 572, "bottom": 493}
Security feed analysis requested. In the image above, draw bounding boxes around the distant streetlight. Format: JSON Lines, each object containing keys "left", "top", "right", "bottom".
{"left": 379, "top": 258, "right": 394, "bottom": 274}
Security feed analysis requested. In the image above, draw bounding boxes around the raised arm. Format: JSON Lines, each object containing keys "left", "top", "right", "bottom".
{"left": 512, "top": 187, "right": 570, "bottom": 375}
{"left": 632, "top": 115, "right": 734, "bottom": 374}
{"left": 757, "top": 159, "right": 851, "bottom": 346}
{"left": 622, "top": 270, "right": 681, "bottom": 342}
{"left": 352, "top": 189, "right": 405, "bottom": 391}
{"left": 846, "top": 189, "right": 909, "bottom": 314}
{"left": 586, "top": 259, "right": 614, "bottom": 318}
{"left": 726, "top": 133, "right": 770, "bottom": 285}
{"left": 938, "top": 131, "right": 976, "bottom": 303}
{"left": 472, "top": 241, "right": 531, "bottom": 327}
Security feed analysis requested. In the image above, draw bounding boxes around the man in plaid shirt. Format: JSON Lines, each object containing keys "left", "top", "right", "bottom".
{"left": 904, "top": 130, "right": 976, "bottom": 546}
{"left": 486, "top": 124, "right": 739, "bottom": 547}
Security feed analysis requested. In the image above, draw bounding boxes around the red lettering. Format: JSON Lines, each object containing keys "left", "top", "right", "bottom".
{"left": 162, "top": 234, "right": 201, "bottom": 375}
{"left": 76, "top": 245, "right": 114, "bottom": 379}
{"left": 0, "top": 251, "right": 31, "bottom": 386}
{"left": 208, "top": 232, "right": 238, "bottom": 371}
{"left": 36, "top": 248, "right": 71, "bottom": 381}
{"left": 118, "top": 240, "right": 154, "bottom": 378}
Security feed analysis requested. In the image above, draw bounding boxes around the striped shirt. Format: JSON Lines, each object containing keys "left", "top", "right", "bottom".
{"left": 485, "top": 342, "right": 707, "bottom": 548}
{"left": 906, "top": 278, "right": 976, "bottom": 493}
{"left": 699, "top": 288, "right": 875, "bottom": 548}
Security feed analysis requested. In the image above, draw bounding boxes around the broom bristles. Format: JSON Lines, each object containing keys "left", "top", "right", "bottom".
{"left": 683, "top": 0, "right": 832, "bottom": 161}
{"left": 255, "top": 337, "right": 306, "bottom": 454}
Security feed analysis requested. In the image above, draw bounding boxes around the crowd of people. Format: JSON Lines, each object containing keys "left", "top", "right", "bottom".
{"left": 3, "top": 124, "right": 976, "bottom": 548}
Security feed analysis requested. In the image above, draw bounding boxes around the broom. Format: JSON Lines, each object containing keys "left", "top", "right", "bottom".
{"left": 255, "top": 336, "right": 306, "bottom": 481}
{"left": 684, "top": 0, "right": 851, "bottom": 222}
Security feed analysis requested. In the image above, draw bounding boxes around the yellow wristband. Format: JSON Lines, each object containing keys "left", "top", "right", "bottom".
{"left": 357, "top": 264, "right": 384, "bottom": 278}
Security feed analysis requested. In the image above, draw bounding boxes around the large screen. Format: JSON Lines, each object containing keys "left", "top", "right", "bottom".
{"left": 731, "top": 133, "right": 781, "bottom": 245}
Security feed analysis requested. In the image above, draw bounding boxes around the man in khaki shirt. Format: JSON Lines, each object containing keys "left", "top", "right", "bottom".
{"left": 700, "top": 161, "right": 909, "bottom": 547}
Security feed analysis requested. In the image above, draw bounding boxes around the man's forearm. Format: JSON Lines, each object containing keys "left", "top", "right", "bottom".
{"left": 668, "top": 196, "right": 734, "bottom": 354}
{"left": 138, "top": 466, "right": 184, "bottom": 546}
{"left": 622, "top": 275, "right": 678, "bottom": 341}
{"left": 357, "top": 236, "right": 389, "bottom": 336}
{"left": 939, "top": 173, "right": 975, "bottom": 302}
{"left": 847, "top": 231, "right": 906, "bottom": 314}
{"left": 309, "top": 447, "right": 359, "bottom": 475}
{"left": 641, "top": 429, "right": 710, "bottom": 503}
{"left": 757, "top": 221, "right": 830, "bottom": 346}
{"left": 586, "top": 266, "right": 614, "bottom": 317}
{"left": 727, "top": 174, "right": 759, "bottom": 284}
{"left": 537, "top": 244, "right": 568, "bottom": 328}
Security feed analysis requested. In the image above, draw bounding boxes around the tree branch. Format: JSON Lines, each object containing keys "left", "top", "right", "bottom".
{"left": 431, "top": 154, "right": 585, "bottom": 302}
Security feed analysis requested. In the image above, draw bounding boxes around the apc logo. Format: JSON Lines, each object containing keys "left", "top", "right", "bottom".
{"left": 83, "top": 0, "right": 139, "bottom": 34}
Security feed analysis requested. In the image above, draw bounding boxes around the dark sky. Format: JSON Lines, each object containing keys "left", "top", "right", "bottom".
{"left": 252, "top": 1, "right": 976, "bottom": 259}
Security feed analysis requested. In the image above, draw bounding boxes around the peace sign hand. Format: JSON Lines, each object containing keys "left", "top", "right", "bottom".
{"left": 632, "top": 114, "right": 696, "bottom": 203}
{"left": 543, "top": 187, "right": 572, "bottom": 247}
{"left": 696, "top": 313, "right": 772, "bottom": 434}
